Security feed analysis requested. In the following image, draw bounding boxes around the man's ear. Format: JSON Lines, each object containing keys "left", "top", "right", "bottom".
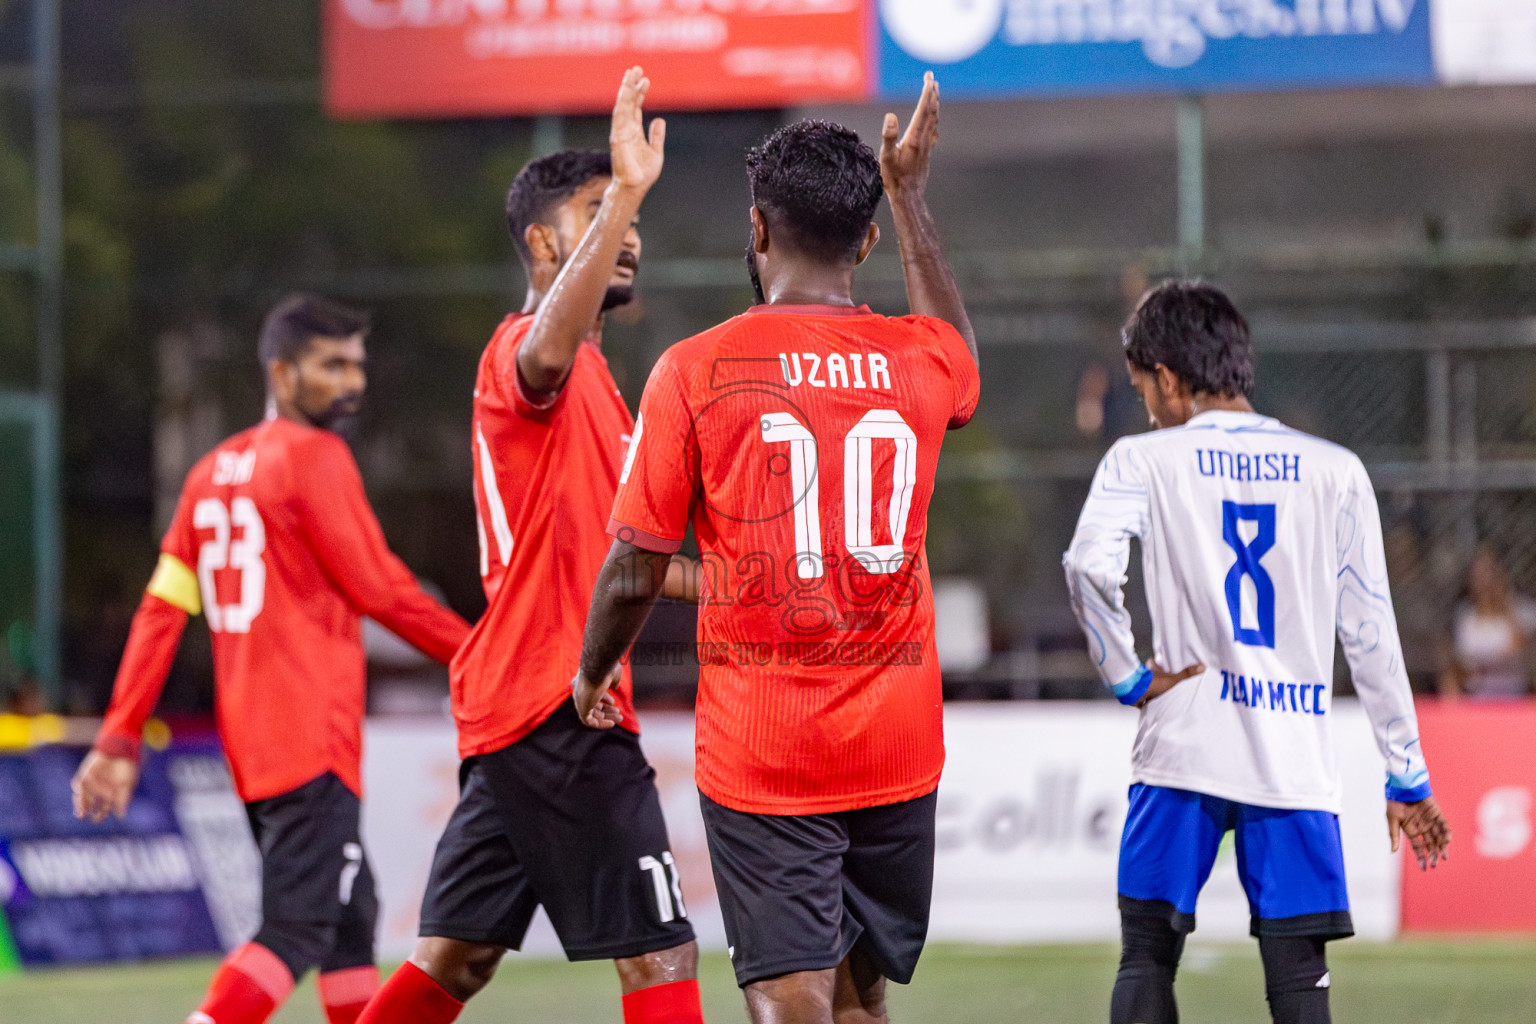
{"left": 525, "top": 222, "right": 559, "bottom": 267}
{"left": 855, "top": 222, "right": 880, "bottom": 265}
{"left": 267, "top": 359, "right": 297, "bottom": 404}
{"left": 750, "top": 206, "right": 771, "bottom": 255}
{"left": 1154, "top": 363, "right": 1186, "bottom": 400}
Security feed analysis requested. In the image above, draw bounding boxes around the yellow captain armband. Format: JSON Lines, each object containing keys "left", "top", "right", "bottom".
{"left": 146, "top": 553, "right": 202, "bottom": 615}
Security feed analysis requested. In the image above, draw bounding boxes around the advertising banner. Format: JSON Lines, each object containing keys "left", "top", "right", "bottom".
{"left": 876, "top": 0, "right": 1435, "bottom": 99}
{"left": 361, "top": 700, "right": 1400, "bottom": 957}
{"left": 1432, "top": 0, "right": 1536, "bottom": 85}
{"left": 930, "top": 702, "right": 1400, "bottom": 942}
{"left": 324, "top": 0, "right": 871, "bottom": 119}
{"left": 360, "top": 715, "right": 729, "bottom": 959}
{"left": 0, "top": 698, "right": 1417, "bottom": 971}
{"left": 0, "top": 735, "right": 259, "bottom": 967}
{"left": 324, "top": 1, "right": 1536, "bottom": 119}
{"left": 1400, "top": 701, "right": 1536, "bottom": 932}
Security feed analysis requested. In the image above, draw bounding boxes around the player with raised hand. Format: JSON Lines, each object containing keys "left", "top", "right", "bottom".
{"left": 72, "top": 293, "right": 471, "bottom": 1024}
{"left": 356, "top": 67, "right": 704, "bottom": 1024}
{"left": 575, "top": 72, "right": 978, "bottom": 1024}
{"left": 1063, "top": 280, "right": 1452, "bottom": 1024}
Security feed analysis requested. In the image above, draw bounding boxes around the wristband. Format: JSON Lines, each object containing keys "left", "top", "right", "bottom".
{"left": 1112, "top": 664, "right": 1154, "bottom": 707}
{"left": 1386, "top": 780, "right": 1433, "bottom": 804}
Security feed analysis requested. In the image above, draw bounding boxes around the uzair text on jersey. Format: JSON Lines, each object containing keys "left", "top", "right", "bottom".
{"left": 1219, "top": 669, "right": 1327, "bottom": 715}
{"left": 1196, "top": 449, "right": 1301, "bottom": 483}
{"left": 779, "top": 352, "right": 892, "bottom": 390}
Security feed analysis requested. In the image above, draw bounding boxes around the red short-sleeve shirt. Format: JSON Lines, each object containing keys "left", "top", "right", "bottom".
{"left": 452, "top": 314, "right": 640, "bottom": 757}
{"left": 609, "top": 304, "right": 979, "bottom": 814}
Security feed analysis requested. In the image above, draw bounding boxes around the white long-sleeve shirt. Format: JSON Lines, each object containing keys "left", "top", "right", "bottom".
{"left": 1063, "top": 410, "right": 1431, "bottom": 814}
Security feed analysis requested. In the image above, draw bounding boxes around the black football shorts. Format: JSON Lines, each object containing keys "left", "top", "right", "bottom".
{"left": 245, "top": 771, "right": 378, "bottom": 936}
{"left": 418, "top": 701, "right": 696, "bottom": 960}
{"left": 701, "top": 788, "right": 937, "bottom": 988}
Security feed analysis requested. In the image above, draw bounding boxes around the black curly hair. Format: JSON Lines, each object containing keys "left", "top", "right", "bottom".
{"left": 1123, "top": 279, "right": 1255, "bottom": 398}
{"left": 746, "top": 119, "right": 883, "bottom": 264}
{"left": 504, "top": 149, "right": 613, "bottom": 270}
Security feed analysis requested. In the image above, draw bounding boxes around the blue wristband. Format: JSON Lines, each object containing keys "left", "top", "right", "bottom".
{"left": 1386, "top": 780, "right": 1433, "bottom": 804}
{"left": 1112, "top": 664, "right": 1154, "bottom": 707}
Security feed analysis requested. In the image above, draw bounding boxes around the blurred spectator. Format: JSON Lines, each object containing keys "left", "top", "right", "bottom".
{"left": 1074, "top": 362, "right": 1111, "bottom": 439}
{"left": 1073, "top": 264, "right": 1154, "bottom": 444}
{"left": 1439, "top": 546, "right": 1536, "bottom": 699}
{"left": 1383, "top": 523, "right": 1452, "bottom": 690}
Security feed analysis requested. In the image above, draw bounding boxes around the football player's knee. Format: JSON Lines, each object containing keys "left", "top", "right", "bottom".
{"left": 459, "top": 945, "right": 503, "bottom": 989}
{"left": 1120, "top": 907, "right": 1186, "bottom": 970}
{"left": 746, "top": 972, "right": 836, "bottom": 1017}
{"left": 254, "top": 919, "right": 338, "bottom": 980}
{"left": 415, "top": 938, "right": 505, "bottom": 1000}
{"left": 615, "top": 939, "right": 699, "bottom": 989}
{"left": 1259, "top": 935, "right": 1328, "bottom": 992}
{"left": 838, "top": 946, "right": 887, "bottom": 1018}
{"left": 319, "top": 907, "right": 376, "bottom": 974}
{"left": 1259, "top": 935, "right": 1332, "bottom": 1024}
{"left": 830, "top": 973, "right": 885, "bottom": 1021}
{"left": 1112, "top": 912, "right": 1183, "bottom": 1024}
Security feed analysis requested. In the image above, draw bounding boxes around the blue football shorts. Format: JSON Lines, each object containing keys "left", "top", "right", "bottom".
{"left": 1117, "top": 783, "right": 1354, "bottom": 939}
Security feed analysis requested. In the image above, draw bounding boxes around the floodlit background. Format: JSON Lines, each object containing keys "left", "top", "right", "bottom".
{"left": 3, "top": 1, "right": 1536, "bottom": 1020}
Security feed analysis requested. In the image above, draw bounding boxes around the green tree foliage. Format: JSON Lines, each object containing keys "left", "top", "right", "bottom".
{"left": 49, "top": 0, "right": 549, "bottom": 708}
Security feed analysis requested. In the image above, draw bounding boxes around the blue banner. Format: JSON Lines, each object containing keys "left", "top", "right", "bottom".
{"left": 876, "top": 0, "right": 1435, "bottom": 98}
{"left": 0, "top": 735, "right": 259, "bottom": 967}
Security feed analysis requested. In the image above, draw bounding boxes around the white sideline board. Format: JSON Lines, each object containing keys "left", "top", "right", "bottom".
{"left": 361, "top": 701, "right": 1399, "bottom": 959}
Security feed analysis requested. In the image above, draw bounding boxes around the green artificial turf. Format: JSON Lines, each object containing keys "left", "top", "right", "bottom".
{"left": 1, "top": 939, "right": 1533, "bottom": 1023}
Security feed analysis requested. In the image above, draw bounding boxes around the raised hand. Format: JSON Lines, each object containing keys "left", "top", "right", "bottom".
{"left": 572, "top": 664, "right": 625, "bottom": 730}
{"left": 610, "top": 66, "right": 666, "bottom": 195}
{"left": 1389, "top": 795, "right": 1452, "bottom": 870}
{"left": 71, "top": 750, "right": 140, "bottom": 823}
{"left": 880, "top": 71, "right": 940, "bottom": 201}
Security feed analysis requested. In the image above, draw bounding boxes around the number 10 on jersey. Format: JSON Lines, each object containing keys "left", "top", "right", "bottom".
{"left": 760, "top": 409, "right": 918, "bottom": 580}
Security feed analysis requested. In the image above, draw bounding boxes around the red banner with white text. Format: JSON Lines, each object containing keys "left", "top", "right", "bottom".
{"left": 1401, "top": 700, "right": 1536, "bottom": 932}
{"left": 324, "top": 0, "right": 871, "bottom": 119}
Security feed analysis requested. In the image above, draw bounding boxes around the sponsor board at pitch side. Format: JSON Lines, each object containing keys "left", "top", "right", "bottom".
{"left": 0, "top": 736, "right": 257, "bottom": 966}
{"left": 877, "top": 0, "right": 1436, "bottom": 97}
{"left": 1402, "top": 700, "right": 1536, "bottom": 931}
{"left": 927, "top": 701, "right": 1399, "bottom": 943}
{"left": 359, "top": 701, "right": 1400, "bottom": 956}
{"left": 324, "top": 0, "right": 870, "bottom": 118}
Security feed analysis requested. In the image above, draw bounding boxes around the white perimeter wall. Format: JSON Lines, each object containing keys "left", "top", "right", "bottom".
{"left": 361, "top": 700, "right": 1399, "bottom": 960}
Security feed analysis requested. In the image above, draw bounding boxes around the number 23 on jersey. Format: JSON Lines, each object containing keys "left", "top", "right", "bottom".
{"left": 194, "top": 496, "right": 267, "bottom": 633}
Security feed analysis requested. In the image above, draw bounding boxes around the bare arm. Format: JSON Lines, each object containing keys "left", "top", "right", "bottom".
{"left": 880, "top": 72, "right": 976, "bottom": 364}
{"left": 518, "top": 66, "right": 667, "bottom": 397}
{"left": 661, "top": 554, "right": 700, "bottom": 602}
{"left": 75, "top": 582, "right": 191, "bottom": 822}
{"left": 571, "top": 538, "right": 673, "bottom": 728}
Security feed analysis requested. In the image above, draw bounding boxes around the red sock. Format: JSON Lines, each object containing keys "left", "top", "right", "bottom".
{"left": 355, "top": 961, "right": 464, "bottom": 1024}
{"left": 188, "top": 943, "right": 295, "bottom": 1024}
{"left": 318, "top": 965, "right": 381, "bottom": 1024}
{"left": 622, "top": 979, "right": 705, "bottom": 1024}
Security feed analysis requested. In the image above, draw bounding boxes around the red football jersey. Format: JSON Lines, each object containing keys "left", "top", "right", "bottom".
{"left": 609, "top": 304, "right": 980, "bottom": 814}
{"left": 98, "top": 418, "right": 470, "bottom": 802}
{"left": 452, "top": 314, "right": 639, "bottom": 757}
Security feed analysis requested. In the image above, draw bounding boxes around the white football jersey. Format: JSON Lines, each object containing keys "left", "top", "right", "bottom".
{"left": 1063, "top": 409, "right": 1431, "bottom": 813}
